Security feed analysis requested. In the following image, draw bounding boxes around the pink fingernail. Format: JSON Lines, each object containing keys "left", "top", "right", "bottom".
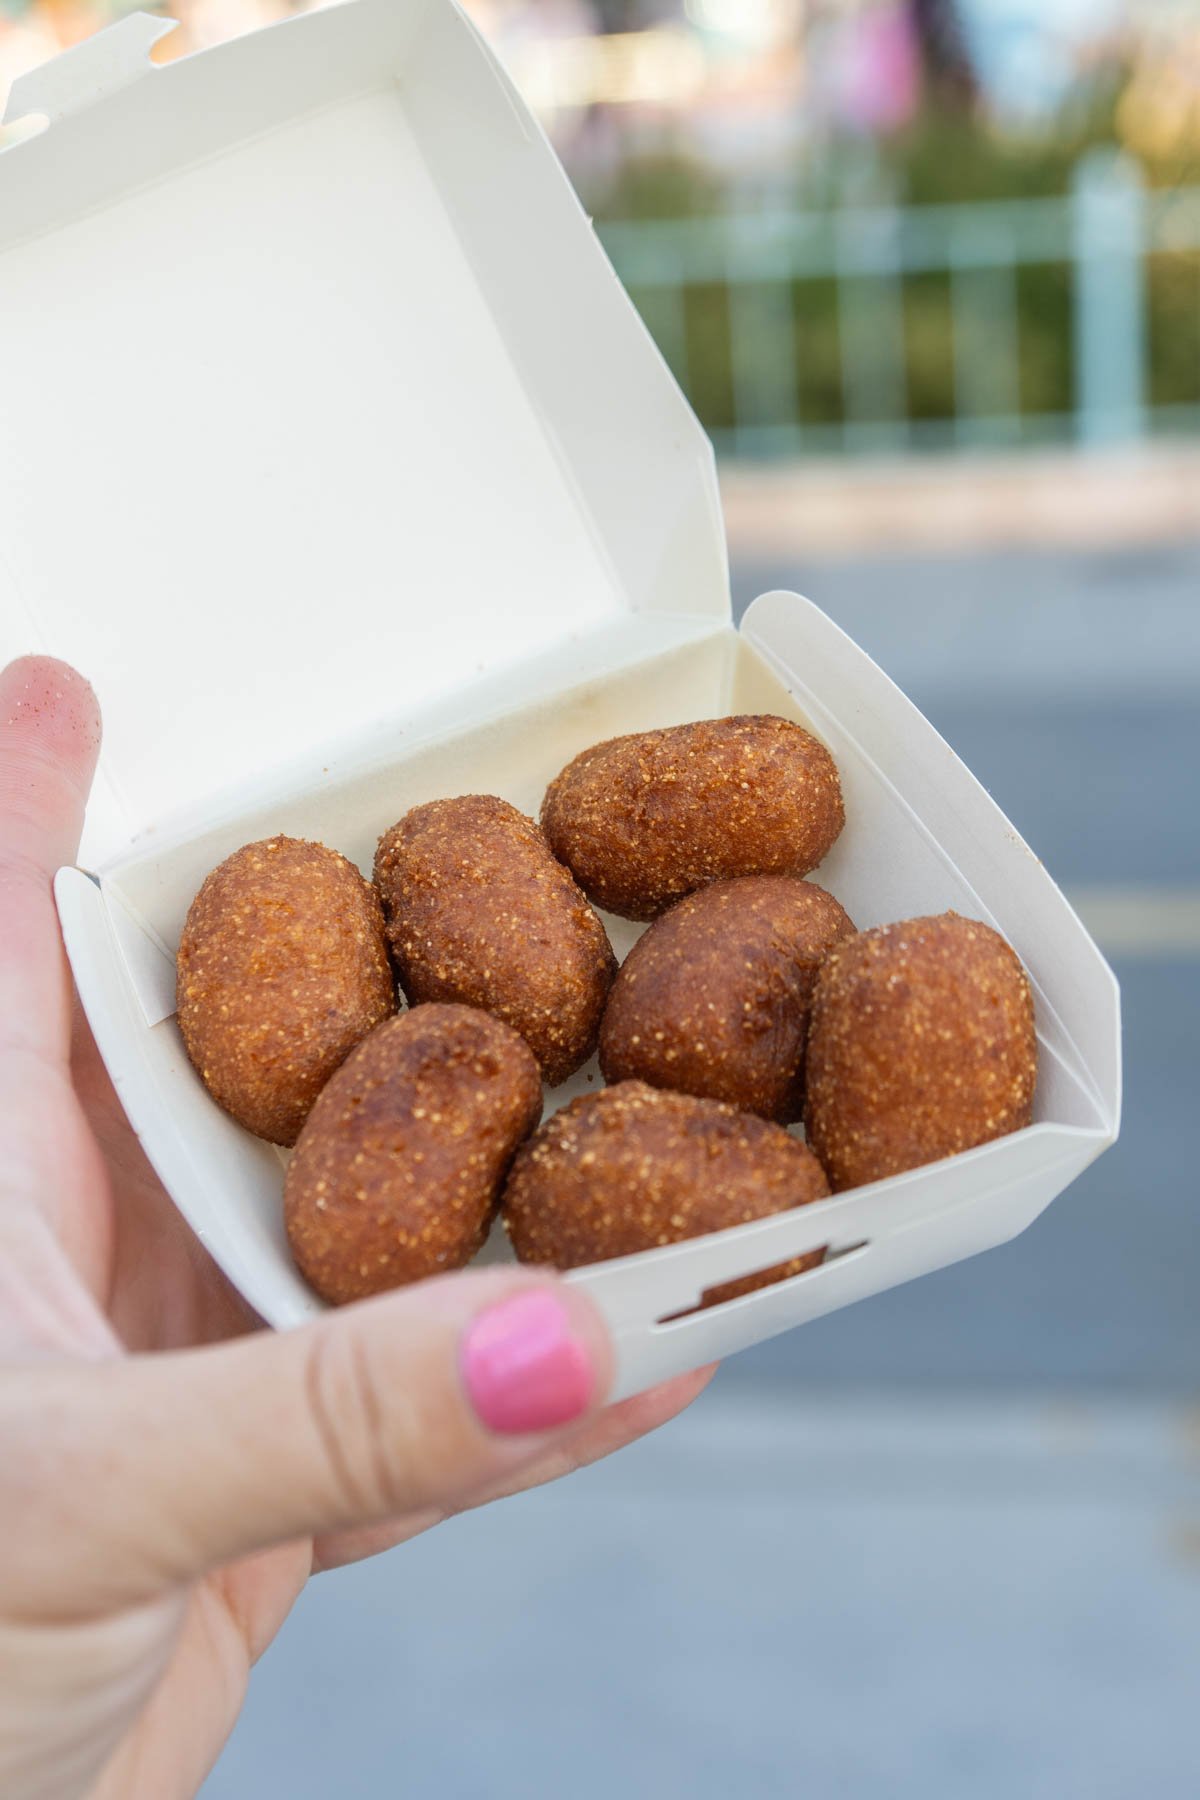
{"left": 460, "top": 1291, "right": 595, "bottom": 1435}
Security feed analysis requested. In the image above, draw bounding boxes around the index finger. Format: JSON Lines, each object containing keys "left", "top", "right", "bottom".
{"left": 0, "top": 656, "right": 102, "bottom": 1067}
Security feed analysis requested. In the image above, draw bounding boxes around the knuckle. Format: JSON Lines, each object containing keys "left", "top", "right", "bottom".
{"left": 301, "top": 1325, "right": 402, "bottom": 1520}
{"left": 0, "top": 845, "right": 49, "bottom": 904}
{"left": 300, "top": 1318, "right": 487, "bottom": 1525}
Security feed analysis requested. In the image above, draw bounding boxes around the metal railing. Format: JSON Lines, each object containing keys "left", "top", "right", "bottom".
{"left": 598, "top": 152, "right": 1200, "bottom": 458}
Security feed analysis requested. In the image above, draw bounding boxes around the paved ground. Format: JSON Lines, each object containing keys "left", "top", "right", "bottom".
{"left": 203, "top": 536, "right": 1200, "bottom": 1799}
{"left": 720, "top": 447, "right": 1200, "bottom": 558}
{"left": 724, "top": 539, "right": 1200, "bottom": 1396}
{"left": 204, "top": 1394, "right": 1200, "bottom": 1800}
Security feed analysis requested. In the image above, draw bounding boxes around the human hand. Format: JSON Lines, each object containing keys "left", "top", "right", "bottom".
{"left": 0, "top": 656, "right": 713, "bottom": 1800}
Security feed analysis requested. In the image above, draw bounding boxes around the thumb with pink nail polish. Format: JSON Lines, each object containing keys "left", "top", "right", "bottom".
{"left": 461, "top": 1289, "right": 598, "bottom": 1434}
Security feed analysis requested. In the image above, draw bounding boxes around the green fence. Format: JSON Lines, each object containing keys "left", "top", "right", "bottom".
{"left": 598, "top": 153, "right": 1200, "bottom": 458}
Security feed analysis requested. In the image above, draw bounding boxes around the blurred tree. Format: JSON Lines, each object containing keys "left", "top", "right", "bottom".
{"left": 592, "top": 0, "right": 675, "bottom": 31}
{"left": 910, "top": 0, "right": 977, "bottom": 112}
{"left": 583, "top": 146, "right": 722, "bottom": 217}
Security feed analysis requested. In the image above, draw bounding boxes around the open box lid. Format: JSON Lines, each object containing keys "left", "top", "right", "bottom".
{"left": 0, "top": 0, "right": 728, "bottom": 867}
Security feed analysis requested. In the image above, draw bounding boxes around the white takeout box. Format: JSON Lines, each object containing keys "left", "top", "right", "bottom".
{"left": 0, "top": 0, "right": 1120, "bottom": 1400}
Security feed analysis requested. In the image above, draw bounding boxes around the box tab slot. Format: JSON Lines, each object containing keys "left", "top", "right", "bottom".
{"left": 1, "top": 13, "right": 177, "bottom": 129}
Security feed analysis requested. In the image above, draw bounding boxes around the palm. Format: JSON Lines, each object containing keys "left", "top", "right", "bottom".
{"left": 69, "top": 1007, "right": 259, "bottom": 1350}
{"left": 2, "top": 658, "right": 711, "bottom": 1798}
{"left": 55, "top": 1011, "right": 703, "bottom": 1797}
{"left": 13, "top": 1004, "right": 310, "bottom": 1796}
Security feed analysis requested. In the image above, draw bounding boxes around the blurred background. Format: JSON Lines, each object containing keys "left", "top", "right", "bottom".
{"left": 4, "top": 2, "right": 1198, "bottom": 1795}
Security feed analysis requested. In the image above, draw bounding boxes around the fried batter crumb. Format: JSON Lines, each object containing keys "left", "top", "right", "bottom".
{"left": 541, "top": 715, "right": 845, "bottom": 921}
{"left": 176, "top": 836, "right": 395, "bottom": 1147}
{"left": 600, "top": 876, "right": 855, "bottom": 1121}
{"left": 375, "top": 796, "right": 615, "bottom": 1087}
{"left": 286, "top": 1004, "right": 542, "bottom": 1304}
{"left": 804, "top": 911, "right": 1038, "bottom": 1191}
{"left": 502, "top": 1081, "right": 829, "bottom": 1308}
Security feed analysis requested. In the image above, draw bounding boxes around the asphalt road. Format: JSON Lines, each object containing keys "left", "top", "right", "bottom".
{"left": 203, "top": 538, "right": 1200, "bottom": 1800}
{"left": 723, "top": 539, "right": 1200, "bottom": 1395}
{"left": 204, "top": 1392, "right": 1200, "bottom": 1800}
{"left": 731, "top": 541, "right": 1200, "bottom": 886}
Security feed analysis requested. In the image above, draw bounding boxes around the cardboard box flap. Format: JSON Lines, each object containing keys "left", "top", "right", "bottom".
{"left": 0, "top": 1, "right": 727, "bottom": 864}
{"left": 741, "top": 592, "right": 1122, "bottom": 1134}
{"left": 1, "top": 11, "right": 178, "bottom": 125}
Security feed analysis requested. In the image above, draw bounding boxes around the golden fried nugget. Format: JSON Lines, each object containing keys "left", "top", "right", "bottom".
{"left": 374, "top": 795, "right": 616, "bottom": 1087}
{"left": 502, "top": 1081, "right": 829, "bottom": 1308}
{"left": 540, "top": 715, "right": 844, "bottom": 922}
{"left": 285, "top": 1004, "right": 542, "bottom": 1305}
{"left": 177, "top": 836, "right": 394, "bottom": 1146}
{"left": 599, "top": 876, "right": 855, "bottom": 1122}
{"left": 804, "top": 911, "right": 1038, "bottom": 1192}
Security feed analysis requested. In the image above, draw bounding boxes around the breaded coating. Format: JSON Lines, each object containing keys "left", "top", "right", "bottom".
{"left": 600, "top": 876, "right": 855, "bottom": 1122}
{"left": 502, "top": 1081, "right": 829, "bottom": 1308}
{"left": 374, "top": 795, "right": 616, "bottom": 1088}
{"left": 285, "top": 1004, "right": 542, "bottom": 1305}
{"left": 804, "top": 911, "right": 1038, "bottom": 1192}
{"left": 540, "top": 714, "right": 844, "bottom": 922}
{"left": 177, "top": 836, "right": 395, "bottom": 1147}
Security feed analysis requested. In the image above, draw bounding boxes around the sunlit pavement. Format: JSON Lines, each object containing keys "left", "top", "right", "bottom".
{"left": 727, "top": 539, "right": 1200, "bottom": 1396}
{"left": 203, "top": 539, "right": 1200, "bottom": 1799}
{"left": 204, "top": 1392, "right": 1200, "bottom": 1800}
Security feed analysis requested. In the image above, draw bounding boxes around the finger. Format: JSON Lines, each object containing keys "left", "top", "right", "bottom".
{"left": 70, "top": 999, "right": 258, "bottom": 1352}
{"left": 311, "top": 1363, "right": 717, "bottom": 1573}
{"left": 0, "top": 659, "right": 113, "bottom": 1317}
{"left": 1, "top": 1271, "right": 620, "bottom": 1619}
{"left": 0, "top": 656, "right": 101, "bottom": 1069}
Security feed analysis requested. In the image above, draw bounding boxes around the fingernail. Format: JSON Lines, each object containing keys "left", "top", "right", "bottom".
{"left": 460, "top": 1291, "right": 595, "bottom": 1435}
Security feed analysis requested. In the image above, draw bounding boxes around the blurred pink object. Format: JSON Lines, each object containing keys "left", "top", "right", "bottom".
{"left": 837, "top": 2, "right": 921, "bottom": 135}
